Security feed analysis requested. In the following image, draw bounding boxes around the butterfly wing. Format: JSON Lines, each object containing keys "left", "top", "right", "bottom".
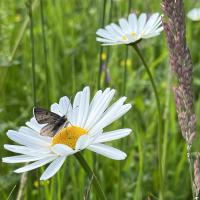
{"left": 40, "top": 123, "right": 57, "bottom": 137}
{"left": 34, "top": 107, "right": 69, "bottom": 137}
{"left": 40, "top": 120, "right": 67, "bottom": 137}
{"left": 33, "top": 107, "right": 61, "bottom": 124}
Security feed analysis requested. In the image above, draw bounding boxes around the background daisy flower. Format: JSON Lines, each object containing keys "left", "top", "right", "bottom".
{"left": 2, "top": 87, "right": 132, "bottom": 180}
{"left": 96, "top": 12, "right": 163, "bottom": 46}
{"left": 187, "top": 8, "right": 200, "bottom": 21}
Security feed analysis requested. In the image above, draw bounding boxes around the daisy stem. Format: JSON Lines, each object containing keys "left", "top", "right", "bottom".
{"left": 75, "top": 152, "right": 106, "bottom": 200}
{"left": 132, "top": 44, "right": 162, "bottom": 122}
{"left": 131, "top": 44, "right": 163, "bottom": 199}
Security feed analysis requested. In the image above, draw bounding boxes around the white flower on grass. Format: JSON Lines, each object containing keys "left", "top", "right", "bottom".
{"left": 3, "top": 87, "right": 132, "bottom": 180}
{"left": 96, "top": 13, "right": 163, "bottom": 46}
{"left": 187, "top": 8, "right": 200, "bottom": 21}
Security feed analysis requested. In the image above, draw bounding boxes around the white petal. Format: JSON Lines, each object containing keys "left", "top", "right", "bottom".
{"left": 96, "top": 37, "right": 117, "bottom": 43}
{"left": 101, "top": 42, "right": 126, "bottom": 46}
{"left": 128, "top": 13, "right": 138, "bottom": 33}
{"left": 103, "top": 96, "right": 127, "bottom": 115}
{"left": 71, "top": 91, "right": 81, "bottom": 125}
{"left": 143, "top": 13, "right": 159, "bottom": 33}
{"left": 75, "top": 134, "right": 91, "bottom": 150}
{"left": 96, "top": 28, "right": 116, "bottom": 40}
{"left": 89, "top": 99, "right": 131, "bottom": 133}
{"left": 59, "top": 96, "right": 72, "bottom": 116}
{"left": 19, "top": 126, "right": 39, "bottom": 137}
{"left": 4, "top": 144, "right": 51, "bottom": 156}
{"left": 51, "top": 103, "right": 62, "bottom": 116}
{"left": 99, "top": 104, "right": 132, "bottom": 129}
{"left": 138, "top": 13, "right": 147, "bottom": 34}
{"left": 87, "top": 90, "right": 102, "bottom": 112}
{"left": 143, "top": 32, "right": 161, "bottom": 39}
{"left": 105, "top": 24, "right": 122, "bottom": 38}
{"left": 26, "top": 117, "right": 44, "bottom": 133}
{"left": 51, "top": 144, "right": 75, "bottom": 156}
{"left": 104, "top": 25, "right": 122, "bottom": 41}
{"left": 7, "top": 130, "right": 50, "bottom": 148}
{"left": 144, "top": 15, "right": 163, "bottom": 35}
{"left": 84, "top": 89, "right": 115, "bottom": 130}
{"left": 40, "top": 156, "right": 66, "bottom": 180}
{"left": 76, "top": 87, "right": 90, "bottom": 127}
{"left": 87, "top": 144, "right": 127, "bottom": 160}
{"left": 14, "top": 156, "right": 57, "bottom": 173}
{"left": 151, "top": 22, "right": 163, "bottom": 33}
{"left": 93, "top": 128, "right": 132, "bottom": 143}
{"left": 119, "top": 18, "right": 131, "bottom": 33}
{"left": 110, "top": 23, "right": 124, "bottom": 36}
{"left": 18, "top": 126, "right": 51, "bottom": 143}
{"left": 2, "top": 154, "right": 52, "bottom": 163}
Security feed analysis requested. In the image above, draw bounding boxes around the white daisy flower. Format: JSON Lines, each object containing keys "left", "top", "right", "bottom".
{"left": 96, "top": 12, "right": 163, "bottom": 46}
{"left": 3, "top": 87, "right": 132, "bottom": 180}
{"left": 187, "top": 8, "right": 200, "bottom": 21}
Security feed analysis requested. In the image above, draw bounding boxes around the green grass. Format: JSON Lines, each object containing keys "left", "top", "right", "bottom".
{"left": 1, "top": 0, "right": 200, "bottom": 199}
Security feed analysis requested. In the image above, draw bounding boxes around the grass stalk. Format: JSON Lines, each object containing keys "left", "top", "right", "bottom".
{"left": 16, "top": 172, "right": 28, "bottom": 200}
{"left": 75, "top": 152, "right": 107, "bottom": 200}
{"left": 95, "top": 1, "right": 107, "bottom": 195}
{"left": 97, "top": 0, "right": 107, "bottom": 90}
{"left": 161, "top": 67, "right": 171, "bottom": 191}
{"left": 40, "top": 0, "right": 49, "bottom": 106}
{"left": 134, "top": 128, "right": 144, "bottom": 200}
{"left": 16, "top": 1, "right": 37, "bottom": 199}
{"left": 10, "top": 0, "right": 39, "bottom": 61}
{"left": 28, "top": 0, "right": 37, "bottom": 106}
{"left": 104, "top": 0, "right": 113, "bottom": 88}
{"left": 118, "top": 2, "right": 132, "bottom": 200}
{"left": 57, "top": 172, "right": 61, "bottom": 200}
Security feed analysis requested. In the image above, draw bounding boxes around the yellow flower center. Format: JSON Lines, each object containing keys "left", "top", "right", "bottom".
{"left": 122, "top": 35, "right": 127, "bottom": 40}
{"left": 52, "top": 126, "right": 87, "bottom": 149}
{"left": 131, "top": 32, "right": 136, "bottom": 36}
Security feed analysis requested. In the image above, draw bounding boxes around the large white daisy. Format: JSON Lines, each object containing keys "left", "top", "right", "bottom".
{"left": 3, "top": 87, "right": 132, "bottom": 180}
{"left": 187, "top": 8, "right": 200, "bottom": 21}
{"left": 96, "top": 12, "right": 163, "bottom": 45}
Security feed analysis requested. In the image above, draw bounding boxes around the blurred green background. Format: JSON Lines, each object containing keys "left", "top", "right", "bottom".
{"left": 1, "top": 0, "right": 200, "bottom": 199}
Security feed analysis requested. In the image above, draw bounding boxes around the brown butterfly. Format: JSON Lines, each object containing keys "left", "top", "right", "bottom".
{"left": 33, "top": 107, "right": 69, "bottom": 137}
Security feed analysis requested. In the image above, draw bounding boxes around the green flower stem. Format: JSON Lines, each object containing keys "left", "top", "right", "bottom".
{"left": 132, "top": 44, "right": 161, "bottom": 121}
{"left": 131, "top": 44, "right": 163, "bottom": 199}
{"left": 75, "top": 152, "right": 106, "bottom": 200}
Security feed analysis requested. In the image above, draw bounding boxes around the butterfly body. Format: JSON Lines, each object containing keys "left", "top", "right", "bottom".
{"left": 33, "top": 107, "right": 69, "bottom": 137}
